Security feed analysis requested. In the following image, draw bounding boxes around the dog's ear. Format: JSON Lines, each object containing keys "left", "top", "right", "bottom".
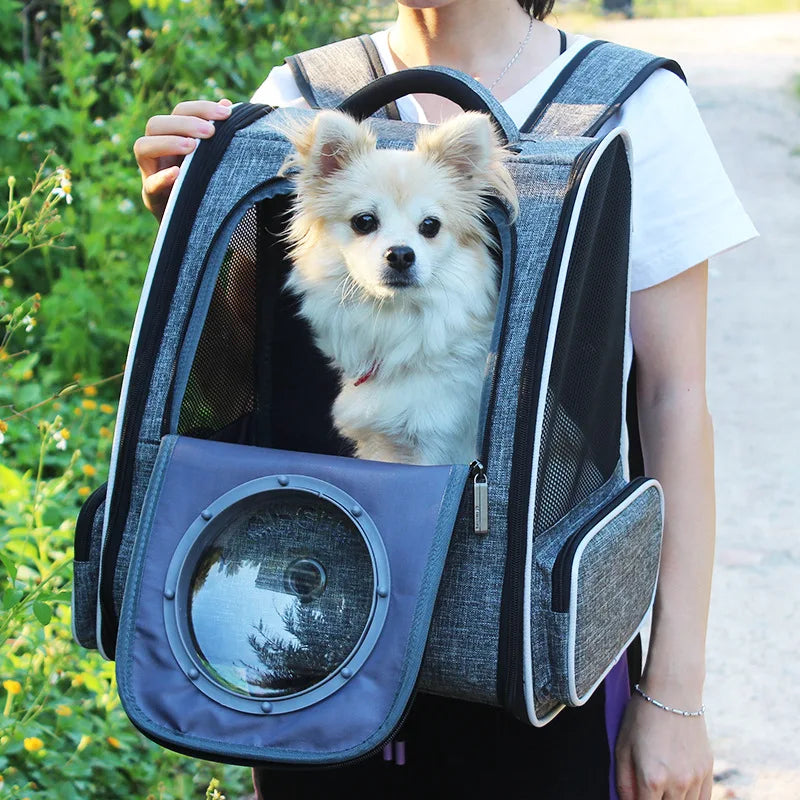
{"left": 285, "top": 110, "right": 375, "bottom": 180}
{"left": 415, "top": 112, "right": 497, "bottom": 178}
{"left": 416, "top": 112, "right": 518, "bottom": 219}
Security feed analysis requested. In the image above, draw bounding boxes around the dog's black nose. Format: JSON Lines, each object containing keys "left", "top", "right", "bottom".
{"left": 384, "top": 245, "right": 415, "bottom": 271}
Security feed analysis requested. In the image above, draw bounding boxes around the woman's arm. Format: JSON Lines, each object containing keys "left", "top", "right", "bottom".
{"left": 615, "top": 260, "right": 716, "bottom": 800}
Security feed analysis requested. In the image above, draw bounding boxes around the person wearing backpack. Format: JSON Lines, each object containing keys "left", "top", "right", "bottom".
{"left": 134, "top": 1, "right": 756, "bottom": 797}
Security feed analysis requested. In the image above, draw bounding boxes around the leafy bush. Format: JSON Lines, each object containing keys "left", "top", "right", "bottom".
{"left": 2, "top": 0, "right": 374, "bottom": 381}
{"left": 1, "top": 1, "right": 375, "bottom": 796}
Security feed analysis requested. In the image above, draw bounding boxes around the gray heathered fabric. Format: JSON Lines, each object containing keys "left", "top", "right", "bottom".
{"left": 528, "top": 460, "right": 626, "bottom": 718}
{"left": 528, "top": 464, "right": 663, "bottom": 718}
{"left": 529, "top": 43, "right": 670, "bottom": 138}
{"left": 113, "top": 439, "right": 160, "bottom": 612}
{"left": 72, "top": 497, "right": 105, "bottom": 649}
{"left": 573, "top": 483, "right": 662, "bottom": 698}
{"left": 289, "top": 36, "right": 392, "bottom": 115}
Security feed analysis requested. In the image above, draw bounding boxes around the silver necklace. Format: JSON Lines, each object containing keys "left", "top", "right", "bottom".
{"left": 488, "top": 14, "right": 534, "bottom": 91}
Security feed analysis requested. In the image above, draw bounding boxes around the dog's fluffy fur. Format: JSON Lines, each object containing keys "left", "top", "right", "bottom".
{"left": 282, "top": 110, "right": 517, "bottom": 465}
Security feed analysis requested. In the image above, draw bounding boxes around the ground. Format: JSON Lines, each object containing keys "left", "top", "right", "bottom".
{"left": 575, "top": 13, "right": 800, "bottom": 800}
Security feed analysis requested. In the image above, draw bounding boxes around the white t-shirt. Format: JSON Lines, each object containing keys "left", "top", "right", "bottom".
{"left": 251, "top": 30, "right": 757, "bottom": 466}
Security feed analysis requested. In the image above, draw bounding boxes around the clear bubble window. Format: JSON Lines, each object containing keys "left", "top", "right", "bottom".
{"left": 164, "top": 476, "right": 390, "bottom": 714}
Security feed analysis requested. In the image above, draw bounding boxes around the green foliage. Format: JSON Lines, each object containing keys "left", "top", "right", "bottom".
{"left": 2, "top": 0, "right": 374, "bottom": 380}
{"left": 2, "top": 1, "right": 373, "bottom": 796}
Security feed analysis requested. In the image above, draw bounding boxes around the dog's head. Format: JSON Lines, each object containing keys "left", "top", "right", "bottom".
{"left": 282, "top": 109, "right": 517, "bottom": 302}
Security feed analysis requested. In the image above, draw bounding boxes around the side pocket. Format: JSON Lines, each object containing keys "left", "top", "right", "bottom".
{"left": 530, "top": 476, "right": 663, "bottom": 720}
{"left": 72, "top": 482, "right": 107, "bottom": 650}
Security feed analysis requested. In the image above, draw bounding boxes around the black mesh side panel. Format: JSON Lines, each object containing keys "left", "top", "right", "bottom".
{"left": 533, "top": 138, "right": 631, "bottom": 536}
{"left": 177, "top": 195, "right": 352, "bottom": 456}
{"left": 178, "top": 206, "right": 259, "bottom": 439}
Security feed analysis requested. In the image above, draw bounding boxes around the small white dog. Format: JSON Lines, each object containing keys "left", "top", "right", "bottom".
{"left": 282, "top": 110, "right": 517, "bottom": 466}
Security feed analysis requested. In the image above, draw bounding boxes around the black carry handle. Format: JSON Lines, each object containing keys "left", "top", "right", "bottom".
{"left": 336, "top": 67, "right": 519, "bottom": 146}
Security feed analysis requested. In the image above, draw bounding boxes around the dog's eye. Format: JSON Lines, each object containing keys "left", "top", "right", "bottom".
{"left": 418, "top": 217, "right": 441, "bottom": 238}
{"left": 351, "top": 213, "right": 378, "bottom": 235}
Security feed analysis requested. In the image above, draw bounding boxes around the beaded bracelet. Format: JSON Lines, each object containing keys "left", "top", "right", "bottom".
{"left": 633, "top": 684, "right": 705, "bottom": 717}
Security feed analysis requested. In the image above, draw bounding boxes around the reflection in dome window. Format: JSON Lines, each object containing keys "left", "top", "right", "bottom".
{"left": 187, "top": 494, "right": 374, "bottom": 699}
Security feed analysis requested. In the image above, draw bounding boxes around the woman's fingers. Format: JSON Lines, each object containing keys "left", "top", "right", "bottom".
{"left": 170, "top": 98, "right": 233, "bottom": 119}
{"left": 136, "top": 98, "right": 233, "bottom": 221}
{"left": 141, "top": 165, "right": 181, "bottom": 218}
{"left": 134, "top": 134, "right": 196, "bottom": 178}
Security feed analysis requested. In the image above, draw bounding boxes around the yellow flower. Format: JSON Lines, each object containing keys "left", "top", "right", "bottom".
{"left": 77, "top": 486, "right": 91, "bottom": 498}
{"left": 73, "top": 373, "right": 82, "bottom": 381}
{"left": 83, "top": 385, "right": 98, "bottom": 397}
{"left": 100, "top": 404, "right": 114, "bottom": 414}
{"left": 106, "top": 736, "right": 122, "bottom": 749}
{"left": 0, "top": 420, "right": 8, "bottom": 434}
{"left": 0, "top": 349, "right": 8, "bottom": 361}
{"left": 2, "top": 276, "right": 12, "bottom": 288}
{"left": 77, "top": 734, "right": 91, "bottom": 752}
{"left": 99, "top": 426, "right": 112, "bottom": 438}
{"left": 73, "top": 407, "right": 83, "bottom": 417}
{"left": 3, "top": 680, "right": 21, "bottom": 695}
{"left": 60, "top": 428, "right": 70, "bottom": 440}
{"left": 81, "top": 399, "right": 97, "bottom": 410}
{"left": 22, "top": 369, "right": 33, "bottom": 380}
{"left": 23, "top": 737, "right": 44, "bottom": 752}
{"left": 81, "top": 464, "right": 97, "bottom": 477}
{"left": 55, "top": 705, "right": 72, "bottom": 717}
{"left": 71, "top": 674, "right": 85, "bottom": 687}
{"left": 52, "top": 402, "right": 61, "bottom": 410}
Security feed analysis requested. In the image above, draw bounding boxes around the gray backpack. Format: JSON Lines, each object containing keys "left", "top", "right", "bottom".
{"left": 72, "top": 36, "right": 683, "bottom": 765}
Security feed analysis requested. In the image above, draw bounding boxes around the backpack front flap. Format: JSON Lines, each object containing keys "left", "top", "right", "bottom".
{"left": 116, "top": 435, "right": 466, "bottom": 766}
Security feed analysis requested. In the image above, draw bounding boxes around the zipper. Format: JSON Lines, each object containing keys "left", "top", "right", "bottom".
{"left": 470, "top": 460, "right": 488, "bottom": 535}
{"left": 495, "top": 140, "right": 601, "bottom": 720}
{"left": 464, "top": 208, "right": 517, "bottom": 538}
{"left": 74, "top": 482, "right": 108, "bottom": 562}
{"left": 99, "top": 103, "right": 273, "bottom": 657}
{"left": 477, "top": 220, "right": 517, "bottom": 469}
{"left": 551, "top": 477, "right": 647, "bottom": 613}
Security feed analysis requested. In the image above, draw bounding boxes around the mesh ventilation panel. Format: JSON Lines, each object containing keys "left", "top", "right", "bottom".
{"left": 533, "top": 139, "right": 631, "bottom": 536}
{"left": 177, "top": 205, "right": 259, "bottom": 438}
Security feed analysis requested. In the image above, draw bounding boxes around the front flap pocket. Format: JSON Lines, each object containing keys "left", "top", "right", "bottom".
{"left": 530, "top": 476, "right": 663, "bottom": 723}
{"left": 116, "top": 435, "right": 466, "bottom": 766}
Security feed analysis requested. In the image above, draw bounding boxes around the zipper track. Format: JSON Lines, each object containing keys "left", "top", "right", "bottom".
{"left": 478, "top": 222, "right": 517, "bottom": 466}
{"left": 551, "top": 477, "right": 647, "bottom": 612}
{"left": 99, "top": 103, "right": 272, "bottom": 657}
{"left": 495, "top": 141, "right": 600, "bottom": 719}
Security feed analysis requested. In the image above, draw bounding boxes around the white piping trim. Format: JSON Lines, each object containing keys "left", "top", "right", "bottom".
{"left": 618, "top": 129, "right": 634, "bottom": 484}
{"left": 94, "top": 108, "right": 228, "bottom": 658}
{"left": 567, "top": 478, "right": 663, "bottom": 705}
{"left": 521, "top": 128, "right": 632, "bottom": 724}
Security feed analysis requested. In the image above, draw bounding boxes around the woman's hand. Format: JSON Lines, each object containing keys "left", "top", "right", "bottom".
{"left": 134, "top": 98, "right": 233, "bottom": 222}
{"left": 615, "top": 692, "right": 714, "bottom": 800}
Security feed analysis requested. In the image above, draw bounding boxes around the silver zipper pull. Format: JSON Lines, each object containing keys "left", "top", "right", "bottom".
{"left": 470, "top": 460, "right": 489, "bottom": 535}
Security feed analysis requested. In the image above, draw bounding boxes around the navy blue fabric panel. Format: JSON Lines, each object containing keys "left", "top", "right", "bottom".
{"left": 117, "top": 436, "right": 466, "bottom": 764}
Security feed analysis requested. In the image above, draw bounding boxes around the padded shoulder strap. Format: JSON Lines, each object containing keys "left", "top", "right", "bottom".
{"left": 520, "top": 40, "right": 685, "bottom": 137}
{"left": 285, "top": 34, "right": 401, "bottom": 120}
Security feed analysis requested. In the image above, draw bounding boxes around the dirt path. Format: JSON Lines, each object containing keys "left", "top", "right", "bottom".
{"left": 578, "top": 13, "right": 800, "bottom": 800}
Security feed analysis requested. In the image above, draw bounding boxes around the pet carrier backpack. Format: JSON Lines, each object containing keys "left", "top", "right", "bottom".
{"left": 72, "top": 36, "right": 683, "bottom": 766}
